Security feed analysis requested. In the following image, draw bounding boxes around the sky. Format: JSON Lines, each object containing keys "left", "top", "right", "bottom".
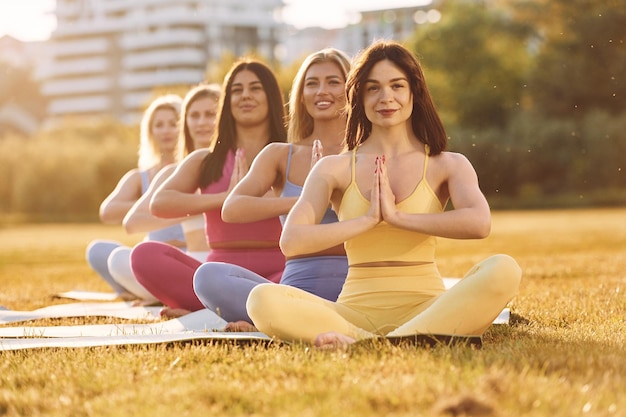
{"left": 0, "top": 0, "right": 430, "bottom": 42}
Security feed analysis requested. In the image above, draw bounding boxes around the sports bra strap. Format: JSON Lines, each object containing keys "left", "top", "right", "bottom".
{"left": 285, "top": 144, "right": 294, "bottom": 178}
{"left": 140, "top": 170, "right": 149, "bottom": 194}
{"left": 423, "top": 144, "right": 430, "bottom": 180}
{"left": 351, "top": 149, "right": 357, "bottom": 182}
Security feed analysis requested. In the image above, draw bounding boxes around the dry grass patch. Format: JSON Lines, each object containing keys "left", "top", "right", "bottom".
{"left": 1, "top": 208, "right": 625, "bottom": 416}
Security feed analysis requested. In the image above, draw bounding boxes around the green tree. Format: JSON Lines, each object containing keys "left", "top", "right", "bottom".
{"left": 407, "top": 0, "right": 533, "bottom": 129}
{"left": 525, "top": 0, "right": 626, "bottom": 117}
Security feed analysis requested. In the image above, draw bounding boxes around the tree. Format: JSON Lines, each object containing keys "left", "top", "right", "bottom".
{"left": 407, "top": 0, "right": 533, "bottom": 129}
{"left": 525, "top": 0, "right": 626, "bottom": 117}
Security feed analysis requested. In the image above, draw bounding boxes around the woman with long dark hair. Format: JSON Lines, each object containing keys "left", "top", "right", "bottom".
{"left": 130, "top": 58, "right": 287, "bottom": 317}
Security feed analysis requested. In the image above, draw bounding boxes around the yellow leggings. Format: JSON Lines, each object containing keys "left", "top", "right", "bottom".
{"left": 247, "top": 254, "right": 522, "bottom": 343}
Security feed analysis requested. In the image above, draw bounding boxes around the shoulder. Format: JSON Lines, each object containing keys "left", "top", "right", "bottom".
{"left": 311, "top": 152, "right": 351, "bottom": 178}
{"left": 183, "top": 148, "right": 211, "bottom": 165}
{"left": 119, "top": 167, "right": 143, "bottom": 184}
{"left": 434, "top": 151, "right": 472, "bottom": 168}
{"left": 433, "top": 151, "right": 477, "bottom": 178}
{"left": 258, "top": 142, "right": 290, "bottom": 160}
{"left": 153, "top": 163, "right": 177, "bottom": 181}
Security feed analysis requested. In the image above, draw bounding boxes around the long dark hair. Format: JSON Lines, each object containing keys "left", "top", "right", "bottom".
{"left": 345, "top": 40, "right": 447, "bottom": 155}
{"left": 199, "top": 58, "right": 287, "bottom": 187}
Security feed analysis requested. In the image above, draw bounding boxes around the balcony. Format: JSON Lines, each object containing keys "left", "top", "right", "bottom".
{"left": 45, "top": 57, "right": 109, "bottom": 77}
{"left": 119, "top": 28, "right": 205, "bottom": 51}
{"left": 42, "top": 76, "right": 112, "bottom": 96}
{"left": 48, "top": 95, "right": 111, "bottom": 115}
{"left": 120, "top": 69, "right": 205, "bottom": 90}
{"left": 122, "top": 49, "right": 206, "bottom": 70}
{"left": 122, "top": 91, "right": 154, "bottom": 110}
{"left": 50, "top": 38, "right": 110, "bottom": 57}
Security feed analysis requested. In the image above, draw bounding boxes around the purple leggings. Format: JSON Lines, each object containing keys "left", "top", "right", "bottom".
{"left": 130, "top": 241, "right": 284, "bottom": 311}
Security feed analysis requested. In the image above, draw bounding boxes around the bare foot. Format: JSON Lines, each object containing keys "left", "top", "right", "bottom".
{"left": 314, "top": 332, "right": 356, "bottom": 350}
{"left": 224, "top": 321, "right": 258, "bottom": 332}
{"left": 160, "top": 307, "right": 191, "bottom": 319}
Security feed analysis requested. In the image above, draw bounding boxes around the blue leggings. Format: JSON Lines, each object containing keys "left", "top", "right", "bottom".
{"left": 193, "top": 256, "right": 348, "bottom": 323}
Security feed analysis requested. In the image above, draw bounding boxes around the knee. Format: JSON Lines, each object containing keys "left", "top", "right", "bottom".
{"left": 246, "top": 283, "right": 275, "bottom": 322}
{"left": 86, "top": 240, "right": 117, "bottom": 265}
{"left": 193, "top": 263, "right": 224, "bottom": 296}
{"left": 487, "top": 254, "right": 522, "bottom": 297}
{"left": 108, "top": 247, "right": 131, "bottom": 278}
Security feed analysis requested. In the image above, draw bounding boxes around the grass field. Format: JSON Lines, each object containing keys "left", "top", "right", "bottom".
{"left": 1, "top": 208, "right": 625, "bottom": 417}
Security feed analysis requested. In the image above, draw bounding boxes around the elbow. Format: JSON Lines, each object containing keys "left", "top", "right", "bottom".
{"left": 221, "top": 196, "right": 241, "bottom": 223}
{"left": 123, "top": 218, "right": 139, "bottom": 234}
{"left": 221, "top": 206, "right": 236, "bottom": 223}
{"left": 99, "top": 210, "right": 118, "bottom": 225}
{"left": 149, "top": 197, "right": 165, "bottom": 218}
{"left": 473, "top": 218, "right": 491, "bottom": 239}
{"left": 279, "top": 233, "right": 298, "bottom": 258}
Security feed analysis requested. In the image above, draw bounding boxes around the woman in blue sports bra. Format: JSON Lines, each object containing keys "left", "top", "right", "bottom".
{"left": 192, "top": 48, "right": 352, "bottom": 331}
{"left": 246, "top": 40, "right": 522, "bottom": 348}
{"left": 85, "top": 94, "right": 184, "bottom": 300}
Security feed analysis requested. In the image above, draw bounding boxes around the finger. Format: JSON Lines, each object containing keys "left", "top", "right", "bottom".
{"left": 311, "top": 139, "right": 323, "bottom": 167}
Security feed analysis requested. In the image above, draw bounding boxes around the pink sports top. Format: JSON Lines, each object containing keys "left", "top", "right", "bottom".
{"left": 337, "top": 144, "right": 443, "bottom": 265}
{"left": 201, "top": 149, "right": 282, "bottom": 245}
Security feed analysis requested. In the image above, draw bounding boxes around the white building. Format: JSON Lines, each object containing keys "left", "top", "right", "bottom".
{"left": 41, "top": 0, "right": 284, "bottom": 124}
{"left": 280, "top": 3, "right": 441, "bottom": 63}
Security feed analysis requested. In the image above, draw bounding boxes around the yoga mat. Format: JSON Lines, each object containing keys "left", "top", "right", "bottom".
{"left": 54, "top": 291, "right": 119, "bottom": 301}
{"left": 0, "top": 331, "right": 271, "bottom": 351}
{"left": 0, "top": 302, "right": 161, "bottom": 325}
{"left": 0, "top": 309, "right": 227, "bottom": 338}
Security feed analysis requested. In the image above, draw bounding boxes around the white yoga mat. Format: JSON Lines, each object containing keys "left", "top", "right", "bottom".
{"left": 0, "top": 302, "right": 161, "bottom": 325}
{"left": 0, "top": 309, "right": 227, "bottom": 338}
{"left": 0, "top": 331, "right": 271, "bottom": 351}
{"left": 55, "top": 291, "right": 119, "bottom": 301}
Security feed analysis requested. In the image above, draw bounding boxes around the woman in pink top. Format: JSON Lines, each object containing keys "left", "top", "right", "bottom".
{"left": 130, "top": 58, "right": 288, "bottom": 317}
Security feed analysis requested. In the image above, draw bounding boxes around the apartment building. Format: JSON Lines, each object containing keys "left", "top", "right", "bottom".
{"left": 41, "top": 0, "right": 284, "bottom": 124}
{"left": 281, "top": 3, "right": 441, "bottom": 64}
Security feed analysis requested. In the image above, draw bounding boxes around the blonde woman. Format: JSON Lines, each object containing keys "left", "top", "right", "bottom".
{"left": 193, "top": 48, "right": 352, "bottom": 330}
{"left": 85, "top": 94, "right": 183, "bottom": 299}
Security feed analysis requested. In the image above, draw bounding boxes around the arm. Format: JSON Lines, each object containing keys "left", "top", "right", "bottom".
{"left": 222, "top": 143, "right": 297, "bottom": 223}
{"left": 99, "top": 168, "right": 142, "bottom": 225}
{"left": 381, "top": 152, "right": 491, "bottom": 239}
{"left": 279, "top": 156, "right": 378, "bottom": 257}
{"left": 123, "top": 164, "right": 189, "bottom": 234}
{"left": 150, "top": 149, "right": 230, "bottom": 218}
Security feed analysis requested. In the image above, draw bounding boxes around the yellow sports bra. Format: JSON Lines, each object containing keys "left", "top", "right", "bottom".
{"left": 337, "top": 144, "right": 443, "bottom": 265}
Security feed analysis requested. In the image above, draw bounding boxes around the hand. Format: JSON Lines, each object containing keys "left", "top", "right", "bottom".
{"left": 376, "top": 155, "right": 399, "bottom": 224}
{"left": 365, "top": 156, "right": 383, "bottom": 225}
{"left": 311, "top": 139, "right": 323, "bottom": 169}
{"left": 228, "top": 148, "right": 248, "bottom": 191}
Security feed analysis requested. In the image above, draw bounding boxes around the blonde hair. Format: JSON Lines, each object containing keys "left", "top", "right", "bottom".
{"left": 137, "top": 94, "right": 182, "bottom": 170}
{"left": 287, "top": 48, "right": 352, "bottom": 144}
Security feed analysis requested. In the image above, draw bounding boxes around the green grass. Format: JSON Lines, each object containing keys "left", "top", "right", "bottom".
{"left": 1, "top": 209, "right": 625, "bottom": 417}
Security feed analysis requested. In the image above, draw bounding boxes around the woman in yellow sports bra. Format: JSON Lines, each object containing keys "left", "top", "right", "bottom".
{"left": 247, "top": 40, "right": 522, "bottom": 348}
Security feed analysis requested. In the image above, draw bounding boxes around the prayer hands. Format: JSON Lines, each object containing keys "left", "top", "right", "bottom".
{"left": 367, "top": 155, "right": 398, "bottom": 225}
{"left": 311, "top": 139, "right": 323, "bottom": 169}
{"left": 228, "top": 148, "right": 248, "bottom": 191}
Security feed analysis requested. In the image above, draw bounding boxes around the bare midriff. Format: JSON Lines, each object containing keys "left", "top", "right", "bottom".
{"left": 209, "top": 240, "right": 279, "bottom": 250}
